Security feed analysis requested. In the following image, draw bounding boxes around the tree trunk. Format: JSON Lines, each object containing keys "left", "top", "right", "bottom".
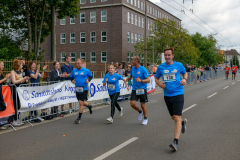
{"left": 25, "top": 0, "right": 32, "bottom": 58}
{"left": 51, "top": 5, "right": 56, "bottom": 61}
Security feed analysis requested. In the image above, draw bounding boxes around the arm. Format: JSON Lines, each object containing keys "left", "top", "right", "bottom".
{"left": 0, "top": 74, "right": 11, "bottom": 84}
{"left": 155, "top": 77, "right": 166, "bottom": 89}
{"left": 125, "top": 75, "right": 132, "bottom": 81}
{"left": 39, "top": 65, "right": 48, "bottom": 78}
{"left": 180, "top": 72, "right": 188, "bottom": 86}
{"left": 11, "top": 71, "right": 28, "bottom": 84}
{"left": 136, "top": 76, "right": 150, "bottom": 83}
{"left": 122, "top": 78, "right": 129, "bottom": 90}
{"left": 103, "top": 78, "right": 108, "bottom": 86}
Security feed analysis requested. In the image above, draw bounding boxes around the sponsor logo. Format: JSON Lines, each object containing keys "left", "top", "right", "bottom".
{"left": 89, "top": 82, "right": 108, "bottom": 97}
{"left": 137, "top": 71, "right": 140, "bottom": 74}
{"left": 75, "top": 72, "right": 78, "bottom": 75}
{"left": 81, "top": 72, "right": 84, "bottom": 75}
{"left": 164, "top": 70, "right": 169, "bottom": 73}
{"left": 22, "top": 90, "right": 30, "bottom": 101}
{"left": 172, "top": 69, "right": 177, "bottom": 73}
{"left": 112, "top": 78, "right": 116, "bottom": 80}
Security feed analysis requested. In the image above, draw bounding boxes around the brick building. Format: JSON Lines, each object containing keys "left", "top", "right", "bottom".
{"left": 41, "top": 0, "right": 181, "bottom": 77}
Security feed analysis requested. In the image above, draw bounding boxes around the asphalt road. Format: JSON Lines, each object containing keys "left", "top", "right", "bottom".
{"left": 1, "top": 76, "right": 240, "bottom": 160}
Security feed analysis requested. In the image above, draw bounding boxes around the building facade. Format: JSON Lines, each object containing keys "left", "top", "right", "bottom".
{"left": 40, "top": 0, "right": 181, "bottom": 77}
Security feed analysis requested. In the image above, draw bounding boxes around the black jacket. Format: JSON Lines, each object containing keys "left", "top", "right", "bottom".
{"left": 50, "top": 69, "right": 64, "bottom": 82}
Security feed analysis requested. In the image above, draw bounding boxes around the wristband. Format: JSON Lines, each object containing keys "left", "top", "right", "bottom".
{"left": 141, "top": 80, "right": 143, "bottom": 83}
{"left": 183, "top": 78, "right": 187, "bottom": 81}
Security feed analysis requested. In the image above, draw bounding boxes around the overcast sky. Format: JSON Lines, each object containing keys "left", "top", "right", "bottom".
{"left": 150, "top": 0, "right": 240, "bottom": 52}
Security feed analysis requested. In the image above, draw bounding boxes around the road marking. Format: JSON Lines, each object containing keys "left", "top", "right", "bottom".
{"left": 94, "top": 137, "right": 138, "bottom": 160}
{"left": 207, "top": 92, "right": 217, "bottom": 98}
{"left": 183, "top": 104, "right": 197, "bottom": 113}
{"left": 223, "top": 86, "right": 229, "bottom": 89}
{"left": 232, "top": 82, "right": 235, "bottom": 84}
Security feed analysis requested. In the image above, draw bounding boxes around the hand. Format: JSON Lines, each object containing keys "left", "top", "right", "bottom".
{"left": 135, "top": 76, "right": 141, "bottom": 82}
{"left": 72, "top": 80, "right": 76, "bottom": 84}
{"left": 127, "top": 86, "right": 130, "bottom": 91}
{"left": 160, "top": 81, "right": 166, "bottom": 89}
{"left": 37, "top": 64, "right": 40, "bottom": 70}
{"left": 180, "top": 79, "right": 187, "bottom": 86}
{"left": 43, "top": 65, "right": 48, "bottom": 70}
{"left": 6, "top": 73, "right": 11, "bottom": 79}
{"left": 86, "top": 79, "right": 89, "bottom": 84}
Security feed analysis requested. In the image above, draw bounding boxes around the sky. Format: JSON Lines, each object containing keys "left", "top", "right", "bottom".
{"left": 150, "top": 0, "right": 240, "bottom": 52}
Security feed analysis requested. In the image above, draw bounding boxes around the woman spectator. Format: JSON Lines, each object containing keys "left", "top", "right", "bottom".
{"left": 116, "top": 63, "right": 125, "bottom": 77}
{"left": 50, "top": 61, "right": 65, "bottom": 117}
{"left": 27, "top": 61, "right": 48, "bottom": 120}
{"left": 0, "top": 61, "right": 11, "bottom": 85}
{"left": 11, "top": 59, "right": 30, "bottom": 126}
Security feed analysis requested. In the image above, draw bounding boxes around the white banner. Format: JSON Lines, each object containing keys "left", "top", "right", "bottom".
{"left": 147, "top": 75, "right": 155, "bottom": 93}
{"left": 17, "top": 81, "right": 78, "bottom": 112}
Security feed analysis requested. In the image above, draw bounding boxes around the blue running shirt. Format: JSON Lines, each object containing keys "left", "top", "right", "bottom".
{"left": 70, "top": 68, "right": 92, "bottom": 91}
{"left": 102, "top": 73, "right": 123, "bottom": 95}
{"left": 155, "top": 61, "right": 186, "bottom": 97}
{"left": 130, "top": 66, "right": 149, "bottom": 90}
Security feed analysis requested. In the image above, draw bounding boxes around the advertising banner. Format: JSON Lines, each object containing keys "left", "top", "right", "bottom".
{"left": 147, "top": 75, "right": 155, "bottom": 93}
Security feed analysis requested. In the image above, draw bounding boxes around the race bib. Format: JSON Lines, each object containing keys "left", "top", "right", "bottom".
{"left": 76, "top": 87, "right": 83, "bottom": 92}
{"left": 136, "top": 88, "right": 144, "bottom": 95}
{"left": 108, "top": 84, "right": 115, "bottom": 90}
{"left": 163, "top": 73, "right": 176, "bottom": 82}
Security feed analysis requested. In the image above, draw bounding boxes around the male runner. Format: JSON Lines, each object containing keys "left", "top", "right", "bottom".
{"left": 155, "top": 47, "right": 188, "bottom": 151}
{"left": 224, "top": 65, "right": 230, "bottom": 80}
{"left": 231, "top": 65, "right": 237, "bottom": 80}
{"left": 126, "top": 56, "right": 150, "bottom": 125}
{"left": 70, "top": 58, "right": 93, "bottom": 124}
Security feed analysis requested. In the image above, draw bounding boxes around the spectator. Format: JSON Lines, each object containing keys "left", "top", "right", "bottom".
{"left": 185, "top": 64, "right": 190, "bottom": 72}
{"left": 0, "top": 61, "right": 11, "bottom": 86}
{"left": 152, "top": 64, "right": 157, "bottom": 74}
{"left": 125, "top": 65, "right": 132, "bottom": 86}
{"left": 116, "top": 63, "right": 125, "bottom": 77}
{"left": 20, "top": 58, "right": 28, "bottom": 79}
{"left": 146, "top": 63, "right": 153, "bottom": 74}
{"left": 27, "top": 61, "right": 48, "bottom": 120}
{"left": 115, "top": 62, "right": 119, "bottom": 68}
{"left": 50, "top": 61, "right": 65, "bottom": 117}
{"left": 61, "top": 55, "right": 74, "bottom": 114}
{"left": 11, "top": 59, "right": 30, "bottom": 126}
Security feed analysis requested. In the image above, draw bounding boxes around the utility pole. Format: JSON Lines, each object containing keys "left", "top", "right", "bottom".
{"left": 144, "top": 0, "right": 147, "bottom": 67}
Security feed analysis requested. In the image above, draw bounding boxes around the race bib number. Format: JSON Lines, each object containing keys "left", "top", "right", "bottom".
{"left": 136, "top": 88, "right": 144, "bottom": 95}
{"left": 163, "top": 73, "right": 176, "bottom": 82}
{"left": 108, "top": 84, "right": 115, "bottom": 90}
{"left": 76, "top": 87, "right": 83, "bottom": 92}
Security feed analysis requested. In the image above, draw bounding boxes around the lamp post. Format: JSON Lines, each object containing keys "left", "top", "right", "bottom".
{"left": 150, "top": 34, "right": 155, "bottom": 66}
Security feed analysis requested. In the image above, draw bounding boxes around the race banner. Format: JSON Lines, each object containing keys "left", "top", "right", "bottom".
{"left": 0, "top": 86, "right": 15, "bottom": 126}
{"left": 147, "top": 75, "right": 155, "bottom": 93}
{"left": 17, "top": 81, "right": 78, "bottom": 112}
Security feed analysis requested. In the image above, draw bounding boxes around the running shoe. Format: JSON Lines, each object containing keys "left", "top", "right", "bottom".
{"left": 142, "top": 118, "right": 148, "bottom": 125}
{"left": 106, "top": 117, "right": 113, "bottom": 123}
{"left": 74, "top": 118, "right": 81, "bottom": 124}
{"left": 169, "top": 141, "right": 178, "bottom": 151}
{"left": 89, "top": 105, "right": 93, "bottom": 114}
{"left": 119, "top": 107, "right": 123, "bottom": 116}
{"left": 138, "top": 112, "right": 143, "bottom": 121}
{"left": 182, "top": 118, "right": 187, "bottom": 133}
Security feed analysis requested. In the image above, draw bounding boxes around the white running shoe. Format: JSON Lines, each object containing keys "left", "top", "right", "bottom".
{"left": 119, "top": 108, "right": 123, "bottom": 116}
{"left": 142, "top": 118, "right": 148, "bottom": 125}
{"left": 138, "top": 112, "right": 143, "bottom": 121}
{"left": 106, "top": 117, "right": 113, "bottom": 123}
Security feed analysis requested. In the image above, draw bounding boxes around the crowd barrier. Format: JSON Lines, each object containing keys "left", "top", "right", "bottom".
{"left": 0, "top": 71, "right": 229, "bottom": 130}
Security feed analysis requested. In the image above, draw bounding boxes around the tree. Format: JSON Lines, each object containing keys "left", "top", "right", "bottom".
{"left": 230, "top": 55, "right": 239, "bottom": 68}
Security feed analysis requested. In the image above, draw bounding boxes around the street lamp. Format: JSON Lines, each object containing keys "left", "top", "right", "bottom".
{"left": 150, "top": 34, "right": 155, "bottom": 66}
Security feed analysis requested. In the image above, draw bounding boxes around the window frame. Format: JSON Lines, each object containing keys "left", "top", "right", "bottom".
{"left": 101, "top": 51, "right": 107, "bottom": 63}
{"left": 101, "top": 31, "right": 107, "bottom": 42}
{"left": 61, "top": 52, "right": 66, "bottom": 62}
{"left": 80, "top": 12, "right": 85, "bottom": 24}
{"left": 90, "top": 32, "right": 96, "bottom": 43}
{"left": 60, "top": 19, "right": 65, "bottom": 25}
{"left": 70, "top": 52, "right": 76, "bottom": 62}
{"left": 80, "top": 52, "right": 86, "bottom": 61}
{"left": 90, "top": 52, "right": 96, "bottom": 63}
{"left": 80, "top": 32, "right": 86, "bottom": 43}
{"left": 70, "top": 17, "right": 75, "bottom": 24}
{"left": 90, "top": 12, "right": 96, "bottom": 23}
{"left": 70, "top": 33, "right": 75, "bottom": 43}
{"left": 101, "top": 10, "right": 107, "bottom": 22}
{"left": 60, "top": 33, "right": 66, "bottom": 44}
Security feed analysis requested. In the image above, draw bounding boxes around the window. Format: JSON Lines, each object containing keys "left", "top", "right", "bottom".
{"left": 90, "top": 12, "right": 96, "bottom": 23}
{"left": 127, "top": 52, "right": 130, "bottom": 63}
{"left": 61, "top": 52, "right": 65, "bottom": 62}
{"left": 139, "top": 16, "right": 141, "bottom": 27}
{"left": 128, "top": 12, "right": 130, "bottom": 23}
{"left": 131, "top": 13, "right": 134, "bottom": 24}
{"left": 90, "top": 32, "right": 96, "bottom": 43}
{"left": 80, "top": 12, "right": 85, "bottom": 24}
{"left": 135, "top": 15, "right": 137, "bottom": 25}
{"left": 101, "top": 72, "right": 105, "bottom": 78}
{"left": 127, "top": 0, "right": 129, "bottom": 3}
{"left": 70, "top": 52, "right": 75, "bottom": 62}
{"left": 80, "top": 0, "right": 86, "bottom": 4}
{"left": 91, "top": 52, "right": 96, "bottom": 63}
{"left": 101, "top": 52, "right": 107, "bottom": 63}
{"left": 127, "top": 32, "right": 130, "bottom": 43}
{"left": 141, "top": 2, "right": 143, "bottom": 10}
{"left": 101, "top": 0, "right": 107, "bottom": 1}
{"left": 135, "top": 34, "right": 137, "bottom": 43}
{"left": 142, "top": 17, "right": 144, "bottom": 28}
{"left": 80, "top": 32, "right": 85, "bottom": 43}
{"left": 80, "top": 52, "right": 86, "bottom": 60}
{"left": 60, "top": 33, "right": 66, "bottom": 44}
{"left": 60, "top": 19, "right": 65, "bottom": 25}
{"left": 153, "top": 8, "right": 155, "bottom": 16}
{"left": 147, "top": 5, "right": 149, "bottom": 13}
{"left": 91, "top": 72, "right": 96, "bottom": 78}
{"left": 70, "top": 33, "right": 75, "bottom": 43}
{"left": 101, "top": 31, "right": 107, "bottom": 42}
{"left": 155, "top": 10, "right": 157, "bottom": 17}
{"left": 150, "top": 7, "right": 152, "bottom": 14}
{"left": 131, "top": 33, "right": 134, "bottom": 43}
{"left": 101, "top": 11, "right": 107, "bottom": 22}
{"left": 131, "top": 0, "right": 133, "bottom": 5}
{"left": 151, "top": 21, "right": 153, "bottom": 30}
{"left": 138, "top": 34, "right": 141, "bottom": 42}
{"left": 148, "top": 20, "right": 150, "bottom": 30}
{"left": 70, "top": 18, "right": 75, "bottom": 24}
{"left": 90, "top": 0, "right": 96, "bottom": 3}
{"left": 134, "top": 0, "right": 136, "bottom": 6}
{"left": 138, "top": 0, "right": 140, "bottom": 8}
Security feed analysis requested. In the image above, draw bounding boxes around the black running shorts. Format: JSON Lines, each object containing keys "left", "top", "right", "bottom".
{"left": 76, "top": 90, "right": 88, "bottom": 101}
{"left": 130, "top": 89, "right": 148, "bottom": 103}
{"left": 232, "top": 72, "right": 236, "bottom": 75}
{"left": 164, "top": 94, "right": 184, "bottom": 116}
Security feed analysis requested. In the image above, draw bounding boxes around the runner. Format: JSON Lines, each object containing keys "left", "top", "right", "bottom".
{"left": 126, "top": 56, "right": 150, "bottom": 125}
{"left": 224, "top": 65, "right": 230, "bottom": 80}
{"left": 70, "top": 58, "right": 93, "bottom": 124}
{"left": 155, "top": 47, "right": 188, "bottom": 151}
{"left": 231, "top": 65, "right": 237, "bottom": 80}
{"left": 102, "top": 65, "right": 129, "bottom": 123}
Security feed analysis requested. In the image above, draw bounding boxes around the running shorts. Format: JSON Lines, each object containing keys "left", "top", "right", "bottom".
{"left": 76, "top": 90, "right": 88, "bottom": 101}
{"left": 232, "top": 72, "right": 236, "bottom": 75}
{"left": 130, "top": 89, "right": 148, "bottom": 103}
{"left": 164, "top": 94, "right": 184, "bottom": 116}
